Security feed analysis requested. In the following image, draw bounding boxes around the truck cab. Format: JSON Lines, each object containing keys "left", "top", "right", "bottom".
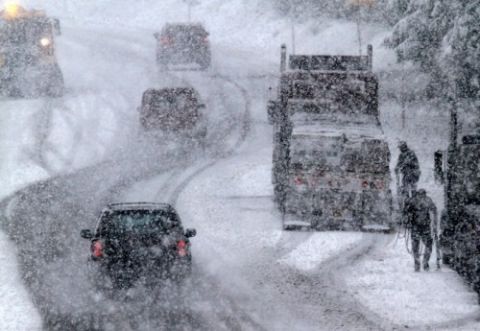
{"left": 0, "top": 4, "right": 64, "bottom": 97}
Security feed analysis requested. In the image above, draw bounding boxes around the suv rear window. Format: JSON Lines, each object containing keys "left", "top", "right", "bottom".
{"left": 98, "top": 210, "right": 182, "bottom": 237}
{"left": 143, "top": 89, "right": 199, "bottom": 127}
{"left": 163, "top": 24, "right": 207, "bottom": 37}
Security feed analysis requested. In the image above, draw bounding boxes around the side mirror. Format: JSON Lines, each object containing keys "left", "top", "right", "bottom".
{"left": 267, "top": 100, "right": 279, "bottom": 125}
{"left": 153, "top": 32, "right": 160, "bottom": 40}
{"left": 80, "top": 229, "right": 93, "bottom": 239}
{"left": 52, "top": 18, "right": 61, "bottom": 36}
{"left": 185, "top": 228, "right": 196, "bottom": 238}
{"left": 434, "top": 150, "right": 444, "bottom": 184}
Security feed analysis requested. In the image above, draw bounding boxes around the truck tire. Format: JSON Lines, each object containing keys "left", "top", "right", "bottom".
{"left": 198, "top": 53, "right": 211, "bottom": 70}
{"left": 442, "top": 253, "right": 452, "bottom": 265}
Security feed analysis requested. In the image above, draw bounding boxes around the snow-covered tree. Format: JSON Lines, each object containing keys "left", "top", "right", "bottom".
{"left": 386, "top": 0, "right": 480, "bottom": 98}
{"left": 442, "top": 1, "right": 480, "bottom": 98}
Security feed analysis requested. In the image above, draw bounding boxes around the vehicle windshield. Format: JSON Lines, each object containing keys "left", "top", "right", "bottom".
{"left": 0, "top": 19, "right": 52, "bottom": 46}
{"left": 164, "top": 25, "right": 206, "bottom": 39}
{"left": 98, "top": 210, "right": 182, "bottom": 238}
{"left": 147, "top": 90, "right": 199, "bottom": 127}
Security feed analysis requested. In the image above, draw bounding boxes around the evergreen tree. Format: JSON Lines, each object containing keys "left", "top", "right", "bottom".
{"left": 442, "top": 1, "right": 480, "bottom": 98}
{"left": 386, "top": 0, "right": 480, "bottom": 98}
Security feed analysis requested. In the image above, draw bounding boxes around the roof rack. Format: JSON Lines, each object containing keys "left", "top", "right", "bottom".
{"left": 106, "top": 202, "right": 172, "bottom": 210}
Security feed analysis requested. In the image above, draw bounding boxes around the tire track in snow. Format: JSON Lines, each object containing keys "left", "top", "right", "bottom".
{"left": 168, "top": 73, "right": 251, "bottom": 205}
{"left": 27, "top": 97, "right": 85, "bottom": 175}
{"left": 143, "top": 72, "right": 269, "bottom": 330}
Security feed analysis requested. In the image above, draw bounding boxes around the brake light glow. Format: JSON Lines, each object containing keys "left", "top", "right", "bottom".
{"left": 160, "top": 36, "right": 173, "bottom": 45}
{"left": 294, "top": 176, "right": 306, "bottom": 186}
{"left": 360, "top": 179, "right": 386, "bottom": 190}
{"left": 92, "top": 240, "right": 103, "bottom": 258}
{"left": 177, "top": 240, "right": 188, "bottom": 257}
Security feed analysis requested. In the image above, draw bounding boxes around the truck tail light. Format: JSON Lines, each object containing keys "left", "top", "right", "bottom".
{"left": 294, "top": 176, "right": 306, "bottom": 186}
{"left": 375, "top": 180, "right": 385, "bottom": 190}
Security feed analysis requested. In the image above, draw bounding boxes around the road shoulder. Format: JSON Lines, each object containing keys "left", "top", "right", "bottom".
{"left": 0, "top": 230, "right": 42, "bottom": 331}
{"left": 344, "top": 233, "right": 480, "bottom": 329}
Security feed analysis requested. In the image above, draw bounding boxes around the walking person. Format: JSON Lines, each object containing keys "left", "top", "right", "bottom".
{"left": 395, "top": 141, "right": 421, "bottom": 211}
{"left": 404, "top": 189, "right": 439, "bottom": 272}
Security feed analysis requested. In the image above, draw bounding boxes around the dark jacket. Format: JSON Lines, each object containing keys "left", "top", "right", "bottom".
{"left": 404, "top": 192, "right": 437, "bottom": 233}
{"left": 395, "top": 148, "right": 420, "bottom": 185}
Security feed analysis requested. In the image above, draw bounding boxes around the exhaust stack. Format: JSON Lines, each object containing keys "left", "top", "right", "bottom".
{"left": 280, "top": 44, "right": 287, "bottom": 73}
{"left": 367, "top": 44, "right": 373, "bottom": 71}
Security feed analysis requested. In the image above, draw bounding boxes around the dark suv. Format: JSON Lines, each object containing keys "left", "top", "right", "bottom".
{"left": 81, "top": 203, "right": 196, "bottom": 289}
{"left": 139, "top": 87, "right": 207, "bottom": 143}
{"left": 154, "top": 23, "right": 211, "bottom": 70}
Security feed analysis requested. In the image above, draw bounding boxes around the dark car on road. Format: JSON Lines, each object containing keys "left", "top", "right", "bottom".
{"left": 139, "top": 87, "right": 207, "bottom": 144}
{"left": 81, "top": 202, "right": 196, "bottom": 289}
{"left": 154, "top": 23, "right": 211, "bottom": 70}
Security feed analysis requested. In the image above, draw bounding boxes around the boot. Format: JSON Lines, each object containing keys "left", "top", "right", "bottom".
{"left": 423, "top": 261, "right": 430, "bottom": 272}
{"left": 414, "top": 261, "right": 420, "bottom": 272}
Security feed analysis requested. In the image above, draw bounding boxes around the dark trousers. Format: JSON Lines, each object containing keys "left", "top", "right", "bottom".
{"left": 412, "top": 230, "right": 433, "bottom": 269}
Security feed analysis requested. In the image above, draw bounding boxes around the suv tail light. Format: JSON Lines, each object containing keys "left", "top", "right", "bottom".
{"left": 160, "top": 36, "right": 173, "bottom": 45}
{"left": 176, "top": 240, "right": 188, "bottom": 257}
{"left": 91, "top": 240, "right": 103, "bottom": 258}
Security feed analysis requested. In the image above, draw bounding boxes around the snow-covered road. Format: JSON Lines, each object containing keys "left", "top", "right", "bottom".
{"left": 1, "top": 1, "right": 480, "bottom": 330}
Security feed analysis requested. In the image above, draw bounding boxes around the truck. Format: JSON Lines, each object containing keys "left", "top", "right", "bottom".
{"left": 268, "top": 44, "right": 393, "bottom": 231}
{"left": 0, "top": 4, "right": 64, "bottom": 97}
{"left": 434, "top": 99, "right": 480, "bottom": 297}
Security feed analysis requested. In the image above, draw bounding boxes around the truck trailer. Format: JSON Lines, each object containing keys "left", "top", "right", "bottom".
{"left": 268, "top": 44, "right": 393, "bottom": 231}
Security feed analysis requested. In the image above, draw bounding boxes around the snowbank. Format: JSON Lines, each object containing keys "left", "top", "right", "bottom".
{"left": 0, "top": 100, "right": 49, "bottom": 200}
{"left": 345, "top": 234, "right": 479, "bottom": 328}
{"left": 279, "top": 232, "right": 364, "bottom": 272}
{"left": 0, "top": 232, "right": 42, "bottom": 331}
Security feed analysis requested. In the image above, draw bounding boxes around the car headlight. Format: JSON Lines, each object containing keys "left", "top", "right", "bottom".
{"left": 40, "top": 37, "right": 51, "bottom": 47}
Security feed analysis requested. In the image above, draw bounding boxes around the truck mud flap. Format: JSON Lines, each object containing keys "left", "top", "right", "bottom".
{"left": 361, "top": 224, "right": 394, "bottom": 234}
{"left": 283, "top": 220, "right": 312, "bottom": 231}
